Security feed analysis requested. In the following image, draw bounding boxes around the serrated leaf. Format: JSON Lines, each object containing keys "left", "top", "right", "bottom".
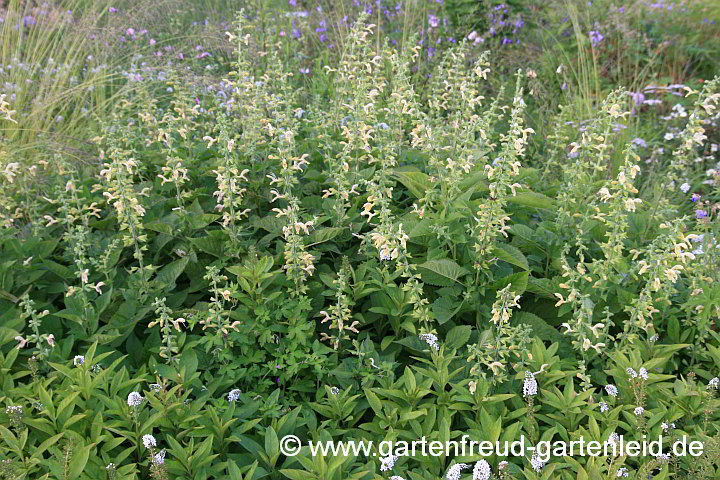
{"left": 493, "top": 244, "right": 529, "bottom": 271}
{"left": 445, "top": 325, "right": 472, "bottom": 350}
{"left": 391, "top": 168, "right": 431, "bottom": 199}
{"left": 417, "top": 259, "right": 470, "bottom": 287}
{"left": 507, "top": 191, "right": 555, "bottom": 209}
{"left": 510, "top": 312, "right": 563, "bottom": 342}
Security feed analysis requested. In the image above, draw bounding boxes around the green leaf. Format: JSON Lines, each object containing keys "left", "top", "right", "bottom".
{"left": 493, "top": 244, "right": 529, "bottom": 271}
{"left": 507, "top": 191, "right": 555, "bottom": 210}
{"left": 68, "top": 443, "right": 92, "bottom": 479}
{"left": 279, "top": 469, "right": 317, "bottom": 480}
{"left": 265, "top": 426, "right": 279, "bottom": 460}
{"left": 391, "top": 168, "right": 431, "bottom": 199}
{"left": 364, "top": 388, "right": 383, "bottom": 415}
{"left": 445, "top": 325, "right": 472, "bottom": 350}
{"left": 417, "top": 259, "right": 470, "bottom": 287}
{"left": 307, "top": 227, "right": 345, "bottom": 246}
{"left": 155, "top": 257, "right": 189, "bottom": 290}
{"left": 489, "top": 271, "right": 529, "bottom": 294}
{"left": 510, "top": 312, "right": 564, "bottom": 343}
{"left": 432, "top": 295, "right": 464, "bottom": 325}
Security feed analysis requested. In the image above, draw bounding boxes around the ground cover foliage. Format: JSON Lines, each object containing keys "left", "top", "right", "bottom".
{"left": 1, "top": 0, "right": 720, "bottom": 479}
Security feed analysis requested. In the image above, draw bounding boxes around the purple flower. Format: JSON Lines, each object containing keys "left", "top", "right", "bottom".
{"left": 299, "top": 67, "right": 310, "bottom": 74}
{"left": 589, "top": 30, "right": 604, "bottom": 46}
{"left": 696, "top": 210, "right": 707, "bottom": 219}
{"left": 631, "top": 92, "right": 645, "bottom": 105}
{"left": 23, "top": 15, "right": 36, "bottom": 27}
{"left": 126, "top": 28, "right": 135, "bottom": 36}
{"left": 631, "top": 138, "right": 647, "bottom": 148}
{"left": 149, "top": 38, "right": 156, "bottom": 45}
{"left": 108, "top": 7, "right": 117, "bottom": 13}
{"left": 288, "top": 0, "right": 296, "bottom": 5}
{"left": 692, "top": 193, "right": 701, "bottom": 202}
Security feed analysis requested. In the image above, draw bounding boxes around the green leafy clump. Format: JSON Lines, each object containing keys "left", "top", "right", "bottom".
{"left": 1, "top": 1, "right": 720, "bottom": 480}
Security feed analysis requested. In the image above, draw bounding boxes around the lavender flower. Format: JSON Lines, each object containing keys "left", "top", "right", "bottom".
{"left": 523, "top": 371, "right": 538, "bottom": 397}
{"left": 639, "top": 368, "right": 648, "bottom": 380}
{"left": 472, "top": 460, "right": 491, "bottom": 480}
{"left": 530, "top": 453, "right": 545, "bottom": 472}
{"left": 228, "top": 389, "right": 242, "bottom": 402}
{"left": 380, "top": 455, "right": 397, "bottom": 471}
{"left": 127, "top": 391, "right": 143, "bottom": 407}
{"left": 617, "top": 467, "right": 628, "bottom": 477}
{"left": 73, "top": 355, "right": 84, "bottom": 366}
{"left": 634, "top": 406, "right": 644, "bottom": 416}
{"left": 153, "top": 449, "right": 165, "bottom": 465}
{"left": 446, "top": 463, "right": 469, "bottom": 480}
{"left": 627, "top": 368, "right": 638, "bottom": 378}
{"left": 419, "top": 333, "right": 440, "bottom": 351}
{"left": 599, "top": 401, "right": 609, "bottom": 412}
{"left": 680, "top": 182, "right": 691, "bottom": 193}
{"left": 142, "top": 434, "right": 156, "bottom": 448}
{"left": 605, "top": 384, "right": 618, "bottom": 397}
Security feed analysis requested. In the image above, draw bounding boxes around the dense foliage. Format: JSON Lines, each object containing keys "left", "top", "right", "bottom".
{"left": 1, "top": 0, "right": 719, "bottom": 479}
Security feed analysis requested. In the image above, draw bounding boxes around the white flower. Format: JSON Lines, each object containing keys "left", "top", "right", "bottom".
{"left": 446, "top": 463, "right": 469, "bottom": 480}
{"left": 708, "top": 377, "right": 719, "bottom": 389}
{"left": 473, "top": 459, "right": 491, "bottom": 480}
{"left": 680, "top": 182, "right": 691, "bottom": 193}
{"left": 380, "top": 455, "right": 397, "bottom": 471}
{"left": 599, "top": 401, "right": 609, "bottom": 412}
{"left": 523, "top": 371, "right": 537, "bottom": 397}
{"left": 419, "top": 333, "right": 439, "bottom": 351}
{"left": 661, "top": 422, "right": 669, "bottom": 431}
{"left": 639, "top": 368, "right": 648, "bottom": 380}
{"left": 498, "top": 461, "right": 508, "bottom": 470}
{"left": 153, "top": 449, "right": 165, "bottom": 465}
{"left": 127, "top": 391, "right": 143, "bottom": 407}
{"left": 530, "top": 453, "right": 544, "bottom": 472}
{"left": 390, "top": 477, "right": 406, "bottom": 480}
{"left": 627, "top": 368, "right": 637, "bottom": 378}
{"left": 73, "top": 355, "right": 85, "bottom": 366}
{"left": 664, "top": 132, "right": 674, "bottom": 140}
{"left": 142, "top": 434, "right": 156, "bottom": 448}
{"left": 330, "top": 387, "right": 340, "bottom": 395}
{"left": 608, "top": 432, "right": 620, "bottom": 444}
{"left": 605, "top": 384, "right": 618, "bottom": 397}
{"left": 228, "top": 389, "right": 242, "bottom": 402}
{"left": 634, "top": 406, "right": 644, "bottom": 416}
{"left": 617, "top": 467, "right": 629, "bottom": 477}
